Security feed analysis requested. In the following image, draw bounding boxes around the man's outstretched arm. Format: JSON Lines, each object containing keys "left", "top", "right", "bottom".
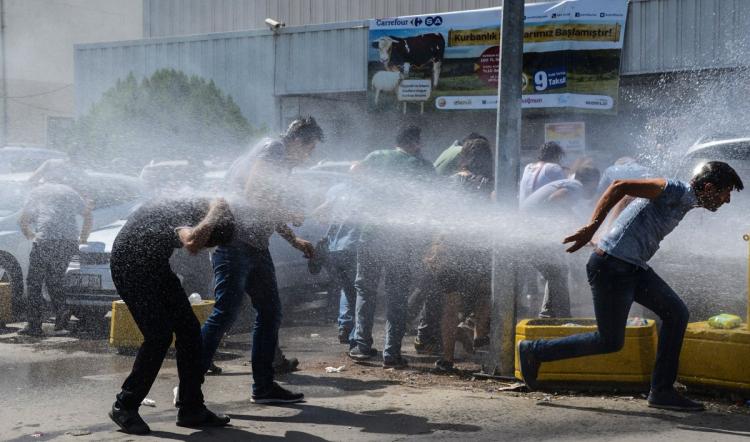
{"left": 563, "top": 178, "right": 667, "bottom": 253}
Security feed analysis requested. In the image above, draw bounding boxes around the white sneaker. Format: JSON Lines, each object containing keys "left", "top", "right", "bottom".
{"left": 172, "top": 386, "right": 179, "bottom": 407}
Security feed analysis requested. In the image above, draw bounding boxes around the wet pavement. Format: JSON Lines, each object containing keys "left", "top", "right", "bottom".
{"left": 1, "top": 318, "right": 750, "bottom": 441}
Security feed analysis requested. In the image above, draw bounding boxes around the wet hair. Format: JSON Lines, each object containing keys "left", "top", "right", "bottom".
{"left": 283, "top": 116, "right": 325, "bottom": 144}
{"left": 458, "top": 138, "right": 494, "bottom": 179}
{"left": 537, "top": 141, "right": 565, "bottom": 162}
{"left": 573, "top": 165, "right": 601, "bottom": 187}
{"left": 396, "top": 124, "right": 421, "bottom": 147}
{"left": 691, "top": 161, "right": 744, "bottom": 193}
{"left": 205, "top": 209, "right": 235, "bottom": 247}
{"left": 460, "top": 132, "right": 488, "bottom": 145}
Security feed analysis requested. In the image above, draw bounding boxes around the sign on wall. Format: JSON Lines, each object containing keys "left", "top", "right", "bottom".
{"left": 545, "top": 122, "right": 586, "bottom": 152}
{"left": 367, "top": 0, "right": 628, "bottom": 114}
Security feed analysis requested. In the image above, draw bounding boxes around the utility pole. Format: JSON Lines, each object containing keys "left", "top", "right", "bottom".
{"left": 488, "top": 0, "right": 525, "bottom": 376}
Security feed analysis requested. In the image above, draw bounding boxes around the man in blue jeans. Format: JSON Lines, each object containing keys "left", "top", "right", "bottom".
{"left": 201, "top": 117, "right": 323, "bottom": 404}
{"left": 518, "top": 161, "right": 743, "bottom": 411}
{"left": 348, "top": 124, "right": 435, "bottom": 368}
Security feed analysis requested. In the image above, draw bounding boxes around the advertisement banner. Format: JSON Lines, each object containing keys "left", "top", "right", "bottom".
{"left": 367, "top": 0, "right": 628, "bottom": 114}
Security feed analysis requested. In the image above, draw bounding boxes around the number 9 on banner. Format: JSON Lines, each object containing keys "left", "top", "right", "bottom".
{"left": 534, "top": 70, "right": 548, "bottom": 91}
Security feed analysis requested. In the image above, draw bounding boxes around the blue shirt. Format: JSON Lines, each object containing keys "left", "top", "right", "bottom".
{"left": 324, "top": 183, "right": 361, "bottom": 253}
{"left": 599, "top": 179, "right": 698, "bottom": 269}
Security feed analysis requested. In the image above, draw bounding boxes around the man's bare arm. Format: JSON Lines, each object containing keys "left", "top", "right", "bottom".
{"left": 18, "top": 209, "right": 35, "bottom": 240}
{"left": 179, "top": 198, "right": 230, "bottom": 254}
{"left": 79, "top": 200, "right": 94, "bottom": 244}
{"left": 276, "top": 223, "right": 314, "bottom": 258}
{"left": 563, "top": 178, "right": 667, "bottom": 253}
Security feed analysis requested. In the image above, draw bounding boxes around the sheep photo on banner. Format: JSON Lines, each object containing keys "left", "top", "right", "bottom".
{"left": 367, "top": 0, "right": 628, "bottom": 114}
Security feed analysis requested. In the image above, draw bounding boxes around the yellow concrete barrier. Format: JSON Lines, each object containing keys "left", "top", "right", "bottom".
{"left": 109, "top": 299, "right": 215, "bottom": 349}
{"left": 0, "top": 282, "right": 11, "bottom": 325}
{"left": 678, "top": 321, "right": 750, "bottom": 391}
{"left": 514, "top": 318, "right": 658, "bottom": 383}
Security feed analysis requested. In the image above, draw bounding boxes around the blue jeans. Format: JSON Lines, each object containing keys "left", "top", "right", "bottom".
{"left": 327, "top": 251, "right": 357, "bottom": 336}
{"left": 352, "top": 233, "right": 412, "bottom": 360}
{"left": 200, "top": 244, "right": 281, "bottom": 394}
{"left": 529, "top": 252, "right": 690, "bottom": 392}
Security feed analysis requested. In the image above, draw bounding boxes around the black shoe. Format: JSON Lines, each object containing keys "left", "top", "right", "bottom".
{"left": 383, "top": 356, "right": 409, "bottom": 369}
{"left": 273, "top": 357, "right": 299, "bottom": 374}
{"left": 647, "top": 389, "right": 705, "bottom": 411}
{"left": 251, "top": 382, "right": 304, "bottom": 404}
{"left": 176, "top": 406, "right": 231, "bottom": 428}
{"left": 18, "top": 323, "right": 44, "bottom": 337}
{"left": 432, "top": 359, "right": 455, "bottom": 374}
{"left": 338, "top": 328, "right": 352, "bottom": 344}
{"left": 517, "top": 340, "right": 540, "bottom": 390}
{"left": 109, "top": 402, "right": 150, "bottom": 435}
{"left": 348, "top": 346, "right": 374, "bottom": 361}
{"left": 206, "top": 362, "right": 223, "bottom": 376}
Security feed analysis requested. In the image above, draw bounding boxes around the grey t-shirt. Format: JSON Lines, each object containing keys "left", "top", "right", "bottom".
{"left": 520, "top": 178, "right": 584, "bottom": 217}
{"left": 24, "top": 183, "right": 85, "bottom": 241}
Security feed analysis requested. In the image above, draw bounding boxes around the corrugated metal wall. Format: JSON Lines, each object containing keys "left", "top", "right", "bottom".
{"left": 142, "top": 0, "right": 513, "bottom": 37}
{"left": 622, "top": 0, "right": 750, "bottom": 74}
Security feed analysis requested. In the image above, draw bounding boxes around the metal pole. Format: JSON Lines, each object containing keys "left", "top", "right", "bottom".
{"left": 488, "top": 0, "right": 525, "bottom": 376}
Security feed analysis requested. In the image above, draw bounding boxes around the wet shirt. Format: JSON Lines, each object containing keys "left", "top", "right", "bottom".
{"left": 359, "top": 148, "right": 435, "bottom": 179}
{"left": 433, "top": 141, "right": 462, "bottom": 176}
{"left": 519, "top": 162, "right": 567, "bottom": 202}
{"left": 23, "top": 183, "right": 85, "bottom": 241}
{"left": 448, "top": 171, "right": 493, "bottom": 199}
{"left": 225, "top": 138, "right": 295, "bottom": 250}
{"left": 521, "top": 179, "right": 584, "bottom": 218}
{"left": 323, "top": 183, "right": 362, "bottom": 253}
{"left": 115, "top": 198, "right": 212, "bottom": 259}
{"left": 599, "top": 179, "right": 698, "bottom": 269}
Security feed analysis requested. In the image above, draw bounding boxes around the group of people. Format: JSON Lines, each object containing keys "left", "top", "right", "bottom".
{"left": 14, "top": 115, "right": 746, "bottom": 433}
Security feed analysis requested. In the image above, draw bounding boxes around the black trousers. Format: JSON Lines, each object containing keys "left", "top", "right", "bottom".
{"left": 25, "top": 240, "right": 78, "bottom": 324}
{"left": 110, "top": 246, "right": 205, "bottom": 410}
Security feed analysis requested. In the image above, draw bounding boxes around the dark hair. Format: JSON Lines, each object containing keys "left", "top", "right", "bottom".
{"left": 691, "top": 161, "right": 744, "bottom": 193}
{"left": 458, "top": 138, "right": 494, "bottom": 179}
{"left": 538, "top": 141, "right": 565, "bottom": 162}
{"left": 573, "top": 165, "right": 601, "bottom": 186}
{"left": 460, "top": 132, "right": 488, "bottom": 145}
{"left": 396, "top": 124, "right": 421, "bottom": 147}
{"left": 283, "top": 116, "right": 325, "bottom": 144}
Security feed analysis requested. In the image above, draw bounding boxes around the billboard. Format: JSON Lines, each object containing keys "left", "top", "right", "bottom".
{"left": 367, "top": 0, "right": 628, "bottom": 114}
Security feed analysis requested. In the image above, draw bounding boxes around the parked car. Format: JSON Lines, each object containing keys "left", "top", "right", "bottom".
{"left": 0, "top": 146, "right": 68, "bottom": 174}
{"left": 63, "top": 167, "right": 352, "bottom": 328}
{"left": 0, "top": 171, "right": 146, "bottom": 322}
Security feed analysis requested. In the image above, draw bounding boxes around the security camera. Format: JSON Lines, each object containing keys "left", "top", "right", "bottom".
{"left": 265, "top": 18, "right": 285, "bottom": 31}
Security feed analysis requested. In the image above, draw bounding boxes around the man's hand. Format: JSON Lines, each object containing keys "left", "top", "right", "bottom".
{"left": 23, "top": 231, "right": 35, "bottom": 241}
{"left": 293, "top": 238, "right": 315, "bottom": 259}
{"left": 177, "top": 227, "right": 203, "bottom": 254}
{"left": 563, "top": 223, "right": 599, "bottom": 253}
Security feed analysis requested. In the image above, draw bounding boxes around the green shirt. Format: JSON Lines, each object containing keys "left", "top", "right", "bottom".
{"left": 433, "top": 141, "right": 462, "bottom": 176}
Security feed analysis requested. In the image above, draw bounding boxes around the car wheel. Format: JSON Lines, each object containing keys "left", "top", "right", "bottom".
{"left": 0, "top": 252, "right": 24, "bottom": 322}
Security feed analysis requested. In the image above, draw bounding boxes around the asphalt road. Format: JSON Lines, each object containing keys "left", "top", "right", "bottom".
{"left": 1, "top": 320, "right": 749, "bottom": 441}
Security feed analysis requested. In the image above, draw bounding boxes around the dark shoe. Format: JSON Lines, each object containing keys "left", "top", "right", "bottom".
{"left": 18, "top": 323, "right": 44, "bottom": 337}
{"left": 338, "top": 328, "right": 352, "bottom": 344}
{"left": 383, "top": 356, "right": 409, "bottom": 369}
{"left": 647, "top": 389, "right": 705, "bottom": 411}
{"left": 207, "top": 362, "right": 223, "bottom": 376}
{"left": 348, "top": 346, "right": 374, "bottom": 361}
{"left": 517, "top": 340, "right": 540, "bottom": 390}
{"left": 109, "top": 402, "right": 150, "bottom": 435}
{"left": 177, "top": 406, "right": 231, "bottom": 428}
{"left": 432, "top": 359, "right": 455, "bottom": 374}
{"left": 273, "top": 357, "right": 299, "bottom": 374}
{"left": 251, "top": 382, "right": 304, "bottom": 404}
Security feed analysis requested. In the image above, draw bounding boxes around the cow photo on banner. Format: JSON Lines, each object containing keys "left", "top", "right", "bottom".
{"left": 367, "top": 0, "right": 628, "bottom": 114}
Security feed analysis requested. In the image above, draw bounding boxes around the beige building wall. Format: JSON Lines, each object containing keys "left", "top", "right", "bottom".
{"left": 2, "top": 0, "right": 142, "bottom": 147}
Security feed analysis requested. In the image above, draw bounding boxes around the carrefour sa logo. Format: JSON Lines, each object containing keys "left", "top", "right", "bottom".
{"left": 425, "top": 16, "right": 443, "bottom": 26}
